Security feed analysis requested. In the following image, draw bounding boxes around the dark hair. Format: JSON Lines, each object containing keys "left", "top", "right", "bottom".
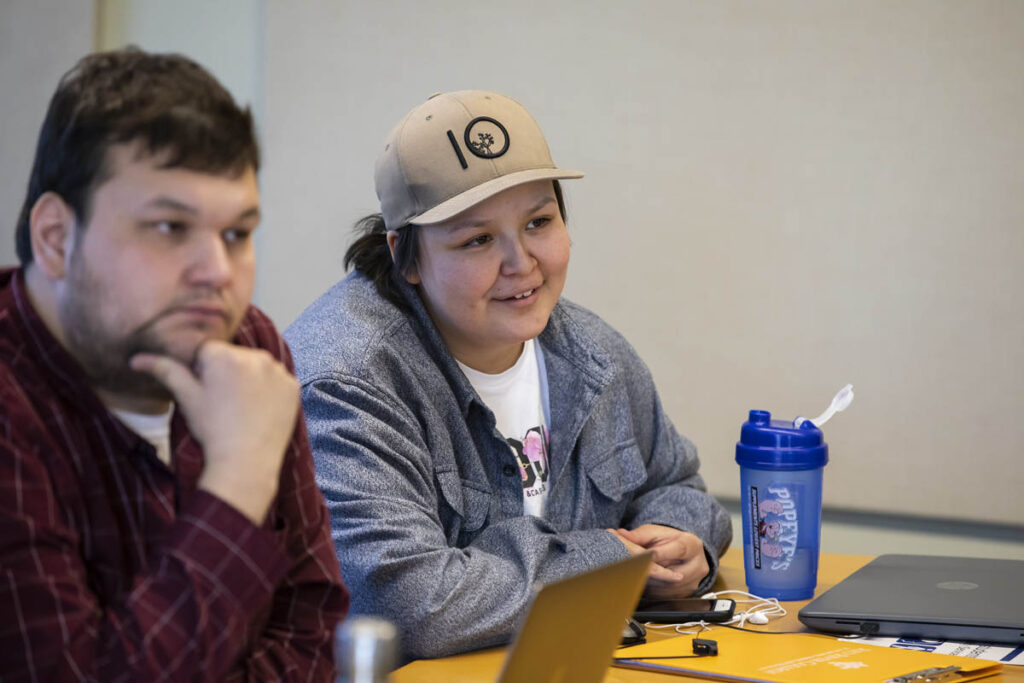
{"left": 345, "top": 180, "right": 568, "bottom": 308}
{"left": 15, "top": 47, "right": 260, "bottom": 265}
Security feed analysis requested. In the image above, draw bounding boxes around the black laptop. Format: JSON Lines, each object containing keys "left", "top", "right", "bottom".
{"left": 798, "top": 554, "right": 1024, "bottom": 644}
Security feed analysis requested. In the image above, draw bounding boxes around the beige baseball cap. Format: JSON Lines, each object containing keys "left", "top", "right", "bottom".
{"left": 374, "top": 90, "right": 583, "bottom": 230}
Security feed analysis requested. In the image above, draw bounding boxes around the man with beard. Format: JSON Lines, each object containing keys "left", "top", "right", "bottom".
{"left": 0, "top": 49, "right": 348, "bottom": 681}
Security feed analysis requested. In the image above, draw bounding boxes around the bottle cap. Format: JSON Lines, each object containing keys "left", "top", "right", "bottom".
{"left": 735, "top": 410, "right": 829, "bottom": 471}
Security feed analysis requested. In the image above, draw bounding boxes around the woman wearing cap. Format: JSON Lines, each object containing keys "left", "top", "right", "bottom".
{"left": 285, "top": 91, "right": 732, "bottom": 659}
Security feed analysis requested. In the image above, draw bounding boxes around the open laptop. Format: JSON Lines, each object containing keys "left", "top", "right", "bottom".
{"left": 798, "top": 554, "right": 1024, "bottom": 644}
{"left": 496, "top": 552, "right": 651, "bottom": 683}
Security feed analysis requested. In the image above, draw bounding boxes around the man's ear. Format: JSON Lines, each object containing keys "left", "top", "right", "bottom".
{"left": 386, "top": 229, "right": 420, "bottom": 285}
{"left": 29, "top": 192, "right": 77, "bottom": 280}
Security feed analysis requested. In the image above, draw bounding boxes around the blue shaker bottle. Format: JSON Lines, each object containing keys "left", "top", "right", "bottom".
{"left": 735, "top": 410, "right": 828, "bottom": 600}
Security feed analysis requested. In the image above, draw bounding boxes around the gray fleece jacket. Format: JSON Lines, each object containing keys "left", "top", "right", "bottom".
{"left": 284, "top": 272, "right": 732, "bottom": 660}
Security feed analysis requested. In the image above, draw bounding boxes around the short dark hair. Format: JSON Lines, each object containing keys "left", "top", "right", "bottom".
{"left": 345, "top": 180, "right": 567, "bottom": 308}
{"left": 14, "top": 47, "right": 260, "bottom": 265}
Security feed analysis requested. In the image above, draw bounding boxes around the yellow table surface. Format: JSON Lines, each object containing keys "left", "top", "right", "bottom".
{"left": 393, "top": 550, "right": 1022, "bottom": 682}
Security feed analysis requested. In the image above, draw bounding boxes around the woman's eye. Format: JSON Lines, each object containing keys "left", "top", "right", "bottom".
{"left": 461, "top": 234, "right": 491, "bottom": 248}
{"left": 152, "top": 220, "right": 186, "bottom": 235}
{"left": 527, "top": 216, "right": 550, "bottom": 230}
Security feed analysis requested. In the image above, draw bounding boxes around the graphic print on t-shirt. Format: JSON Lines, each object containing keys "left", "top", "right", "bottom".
{"left": 456, "top": 339, "right": 550, "bottom": 517}
{"left": 508, "top": 425, "right": 550, "bottom": 498}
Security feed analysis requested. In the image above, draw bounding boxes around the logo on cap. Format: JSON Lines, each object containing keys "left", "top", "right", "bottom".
{"left": 465, "top": 117, "right": 509, "bottom": 159}
{"left": 446, "top": 116, "right": 510, "bottom": 170}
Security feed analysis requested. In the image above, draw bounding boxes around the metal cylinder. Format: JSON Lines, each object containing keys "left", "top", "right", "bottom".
{"left": 334, "top": 616, "right": 399, "bottom": 683}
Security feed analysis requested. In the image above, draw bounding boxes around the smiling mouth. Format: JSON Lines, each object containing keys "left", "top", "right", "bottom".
{"left": 499, "top": 286, "right": 541, "bottom": 302}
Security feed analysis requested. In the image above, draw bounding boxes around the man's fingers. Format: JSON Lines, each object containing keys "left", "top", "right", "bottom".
{"left": 130, "top": 352, "right": 200, "bottom": 403}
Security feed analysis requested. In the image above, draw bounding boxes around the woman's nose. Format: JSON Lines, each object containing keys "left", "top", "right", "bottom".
{"left": 500, "top": 235, "right": 536, "bottom": 276}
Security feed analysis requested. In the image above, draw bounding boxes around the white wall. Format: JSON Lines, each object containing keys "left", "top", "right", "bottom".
{"left": 95, "top": 1, "right": 262, "bottom": 107}
{"left": 4, "top": 1, "right": 1022, "bottom": 529}
{"left": 96, "top": 0, "right": 266, "bottom": 296}
{"left": 0, "top": 1, "right": 95, "bottom": 266}
{"left": 262, "top": 1, "right": 1024, "bottom": 526}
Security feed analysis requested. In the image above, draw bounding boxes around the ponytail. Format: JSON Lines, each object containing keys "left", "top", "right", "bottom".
{"left": 344, "top": 214, "right": 420, "bottom": 308}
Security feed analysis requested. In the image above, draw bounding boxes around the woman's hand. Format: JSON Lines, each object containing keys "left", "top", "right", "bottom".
{"left": 609, "top": 524, "right": 709, "bottom": 598}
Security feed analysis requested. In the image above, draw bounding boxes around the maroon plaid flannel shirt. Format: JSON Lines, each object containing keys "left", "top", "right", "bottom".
{"left": 0, "top": 268, "right": 348, "bottom": 681}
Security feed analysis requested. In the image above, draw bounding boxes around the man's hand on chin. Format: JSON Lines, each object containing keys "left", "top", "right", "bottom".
{"left": 130, "top": 340, "right": 300, "bottom": 524}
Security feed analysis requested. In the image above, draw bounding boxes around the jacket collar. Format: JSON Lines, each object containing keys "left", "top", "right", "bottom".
{"left": 394, "top": 276, "right": 482, "bottom": 417}
{"left": 538, "top": 303, "right": 616, "bottom": 484}
{"left": 393, "top": 274, "right": 618, "bottom": 456}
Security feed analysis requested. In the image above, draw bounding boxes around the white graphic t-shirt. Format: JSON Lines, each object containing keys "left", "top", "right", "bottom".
{"left": 458, "top": 340, "right": 550, "bottom": 517}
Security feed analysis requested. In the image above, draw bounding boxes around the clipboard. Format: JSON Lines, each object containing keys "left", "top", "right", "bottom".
{"left": 613, "top": 628, "right": 1002, "bottom": 682}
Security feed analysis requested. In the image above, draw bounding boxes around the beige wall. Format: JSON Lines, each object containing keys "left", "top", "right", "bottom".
{"left": 0, "top": 1, "right": 95, "bottom": 266}
{"left": 261, "top": 1, "right": 1024, "bottom": 525}
{"left": 95, "top": 0, "right": 262, "bottom": 110}
{"left": 4, "top": 1, "right": 1022, "bottom": 527}
{"left": 95, "top": 0, "right": 267, "bottom": 297}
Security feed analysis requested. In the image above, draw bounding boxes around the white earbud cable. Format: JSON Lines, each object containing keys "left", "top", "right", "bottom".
{"left": 641, "top": 589, "right": 788, "bottom": 633}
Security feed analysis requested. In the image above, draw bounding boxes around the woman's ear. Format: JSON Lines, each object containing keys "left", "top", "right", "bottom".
{"left": 386, "top": 229, "right": 420, "bottom": 284}
{"left": 29, "top": 192, "right": 77, "bottom": 280}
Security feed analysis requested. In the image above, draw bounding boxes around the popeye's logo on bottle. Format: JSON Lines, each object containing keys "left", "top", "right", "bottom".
{"left": 756, "top": 486, "right": 799, "bottom": 571}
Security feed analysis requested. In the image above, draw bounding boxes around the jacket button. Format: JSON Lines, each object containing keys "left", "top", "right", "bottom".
{"left": 502, "top": 464, "right": 516, "bottom": 476}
